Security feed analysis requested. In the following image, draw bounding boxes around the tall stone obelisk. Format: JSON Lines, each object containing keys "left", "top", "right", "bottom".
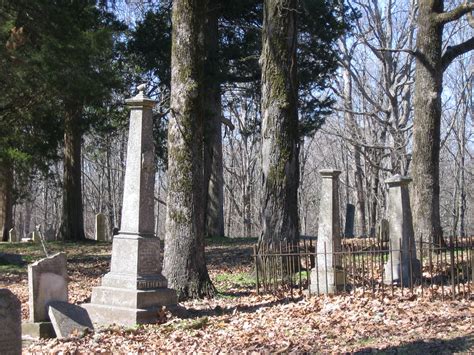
{"left": 383, "top": 175, "right": 420, "bottom": 286}
{"left": 310, "top": 169, "right": 345, "bottom": 294}
{"left": 84, "top": 86, "right": 176, "bottom": 326}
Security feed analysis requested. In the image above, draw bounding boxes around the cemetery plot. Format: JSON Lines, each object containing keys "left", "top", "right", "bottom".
{"left": 0, "top": 240, "right": 473, "bottom": 353}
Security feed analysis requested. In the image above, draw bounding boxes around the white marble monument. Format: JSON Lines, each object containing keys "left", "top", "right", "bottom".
{"left": 83, "top": 85, "right": 176, "bottom": 326}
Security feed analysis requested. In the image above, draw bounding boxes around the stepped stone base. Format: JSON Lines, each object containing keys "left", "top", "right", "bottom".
{"left": 83, "top": 286, "right": 176, "bottom": 326}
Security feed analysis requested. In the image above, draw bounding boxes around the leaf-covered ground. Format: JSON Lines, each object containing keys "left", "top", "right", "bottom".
{"left": 1, "top": 238, "right": 473, "bottom": 353}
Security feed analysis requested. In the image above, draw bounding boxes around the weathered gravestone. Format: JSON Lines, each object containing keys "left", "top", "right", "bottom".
{"left": 8, "top": 228, "right": 18, "bottom": 243}
{"left": 383, "top": 175, "right": 420, "bottom": 286}
{"left": 22, "top": 252, "right": 67, "bottom": 338}
{"left": 344, "top": 203, "right": 355, "bottom": 238}
{"left": 95, "top": 213, "right": 107, "bottom": 241}
{"left": 0, "top": 289, "right": 22, "bottom": 355}
{"left": 310, "top": 169, "right": 345, "bottom": 294}
{"left": 48, "top": 301, "right": 93, "bottom": 339}
{"left": 83, "top": 85, "right": 177, "bottom": 326}
{"left": 378, "top": 218, "right": 390, "bottom": 245}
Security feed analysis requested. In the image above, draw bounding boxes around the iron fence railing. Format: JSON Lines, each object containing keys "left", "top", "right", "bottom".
{"left": 253, "top": 236, "right": 474, "bottom": 300}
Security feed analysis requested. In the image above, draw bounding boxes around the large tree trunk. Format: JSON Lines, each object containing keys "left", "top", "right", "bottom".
{"left": 163, "top": 0, "right": 215, "bottom": 301}
{"left": 342, "top": 67, "right": 367, "bottom": 237}
{"left": 203, "top": 1, "right": 225, "bottom": 239}
{"left": 411, "top": 0, "right": 444, "bottom": 246}
{"left": 61, "top": 106, "right": 85, "bottom": 241}
{"left": 0, "top": 159, "right": 13, "bottom": 241}
{"left": 258, "top": 0, "right": 300, "bottom": 249}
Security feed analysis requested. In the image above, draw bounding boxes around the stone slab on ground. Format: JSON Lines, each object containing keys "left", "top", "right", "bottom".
{"left": 28, "top": 252, "right": 68, "bottom": 322}
{"left": 0, "top": 289, "right": 22, "bottom": 355}
{"left": 48, "top": 301, "right": 93, "bottom": 339}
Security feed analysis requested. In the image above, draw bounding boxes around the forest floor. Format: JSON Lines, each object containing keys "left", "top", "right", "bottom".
{"left": 0, "top": 238, "right": 473, "bottom": 353}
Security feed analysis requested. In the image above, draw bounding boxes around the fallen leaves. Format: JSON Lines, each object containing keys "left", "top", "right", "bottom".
{"left": 1, "top": 240, "right": 473, "bottom": 353}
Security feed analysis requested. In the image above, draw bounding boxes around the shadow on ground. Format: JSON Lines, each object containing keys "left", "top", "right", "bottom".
{"left": 354, "top": 334, "right": 474, "bottom": 354}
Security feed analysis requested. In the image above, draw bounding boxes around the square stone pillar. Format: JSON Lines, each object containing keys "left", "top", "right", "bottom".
{"left": 84, "top": 86, "right": 176, "bottom": 326}
{"left": 310, "top": 169, "right": 345, "bottom": 294}
{"left": 383, "top": 175, "right": 420, "bottom": 286}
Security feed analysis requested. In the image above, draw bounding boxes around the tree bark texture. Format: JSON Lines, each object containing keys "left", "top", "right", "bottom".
{"left": 342, "top": 68, "right": 367, "bottom": 237}
{"left": 259, "top": 0, "right": 300, "bottom": 248}
{"left": 163, "top": 0, "right": 215, "bottom": 300}
{"left": 411, "top": 0, "right": 444, "bottom": 245}
{"left": 203, "top": 2, "right": 225, "bottom": 239}
{"left": 0, "top": 160, "right": 13, "bottom": 241}
{"left": 61, "top": 106, "right": 85, "bottom": 241}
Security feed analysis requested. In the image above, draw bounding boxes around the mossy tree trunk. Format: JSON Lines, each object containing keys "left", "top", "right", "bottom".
{"left": 258, "top": 0, "right": 300, "bottom": 249}
{"left": 203, "top": 1, "right": 225, "bottom": 239}
{"left": 163, "top": 0, "right": 216, "bottom": 300}
{"left": 0, "top": 159, "right": 13, "bottom": 241}
{"left": 411, "top": 0, "right": 474, "bottom": 246}
{"left": 61, "top": 105, "right": 85, "bottom": 241}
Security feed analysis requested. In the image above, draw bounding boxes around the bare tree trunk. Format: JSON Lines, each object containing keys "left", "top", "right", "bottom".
{"left": 0, "top": 159, "right": 13, "bottom": 241}
{"left": 411, "top": 1, "right": 444, "bottom": 246}
{"left": 61, "top": 106, "right": 85, "bottom": 241}
{"left": 259, "top": 0, "right": 300, "bottom": 248}
{"left": 411, "top": 0, "right": 474, "bottom": 245}
{"left": 342, "top": 67, "right": 367, "bottom": 237}
{"left": 203, "top": 1, "right": 225, "bottom": 238}
{"left": 163, "top": 0, "right": 215, "bottom": 300}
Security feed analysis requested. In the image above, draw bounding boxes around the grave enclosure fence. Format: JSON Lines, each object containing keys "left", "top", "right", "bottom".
{"left": 253, "top": 236, "right": 474, "bottom": 300}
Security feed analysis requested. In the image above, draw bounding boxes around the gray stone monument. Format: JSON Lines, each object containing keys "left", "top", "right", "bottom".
{"left": 8, "top": 228, "right": 18, "bottom": 243}
{"left": 383, "top": 175, "right": 420, "bottom": 286}
{"left": 0, "top": 289, "right": 22, "bottom": 355}
{"left": 95, "top": 213, "right": 107, "bottom": 241}
{"left": 22, "top": 252, "right": 68, "bottom": 338}
{"left": 344, "top": 203, "right": 355, "bottom": 238}
{"left": 83, "top": 85, "right": 176, "bottom": 326}
{"left": 310, "top": 169, "right": 345, "bottom": 294}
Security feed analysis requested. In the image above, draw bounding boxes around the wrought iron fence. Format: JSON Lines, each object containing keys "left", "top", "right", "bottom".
{"left": 253, "top": 236, "right": 474, "bottom": 300}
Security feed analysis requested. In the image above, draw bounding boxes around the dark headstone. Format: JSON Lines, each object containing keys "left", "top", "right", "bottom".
{"left": 0, "top": 289, "right": 22, "bottom": 355}
{"left": 344, "top": 203, "right": 355, "bottom": 238}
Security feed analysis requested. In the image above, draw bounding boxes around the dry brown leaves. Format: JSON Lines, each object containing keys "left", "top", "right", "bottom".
{"left": 1, "top": 241, "right": 472, "bottom": 353}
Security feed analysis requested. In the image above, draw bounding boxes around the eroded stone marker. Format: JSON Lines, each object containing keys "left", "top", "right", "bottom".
{"left": 83, "top": 85, "right": 176, "bottom": 326}
{"left": 48, "top": 301, "right": 93, "bottom": 339}
{"left": 95, "top": 213, "right": 107, "bottom": 241}
{"left": 383, "top": 175, "right": 420, "bottom": 286}
{"left": 0, "top": 289, "right": 21, "bottom": 355}
{"left": 22, "top": 252, "right": 67, "bottom": 338}
{"left": 310, "top": 169, "right": 345, "bottom": 294}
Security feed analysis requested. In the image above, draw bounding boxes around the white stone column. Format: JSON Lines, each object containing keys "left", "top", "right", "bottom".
{"left": 383, "top": 175, "right": 420, "bottom": 286}
{"left": 84, "top": 86, "right": 176, "bottom": 326}
{"left": 310, "top": 169, "right": 345, "bottom": 294}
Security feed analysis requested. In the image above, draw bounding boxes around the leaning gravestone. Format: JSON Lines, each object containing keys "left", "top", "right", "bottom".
{"left": 48, "top": 301, "right": 93, "bottom": 339}
{"left": 22, "top": 252, "right": 67, "bottom": 338}
{"left": 83, "top": 85, "right": 176, "bottom": 326}
{"left": 95, "top": 213, "right": 107, "bottom": 241}
{"left": 383, "top": 175, "right": 420, "bottom": 286}
{"left": 310, "top": 169, "right": 345, "bottom": 294}
{"left": 0, "top": 289, "right": 22, "bottom": 355}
